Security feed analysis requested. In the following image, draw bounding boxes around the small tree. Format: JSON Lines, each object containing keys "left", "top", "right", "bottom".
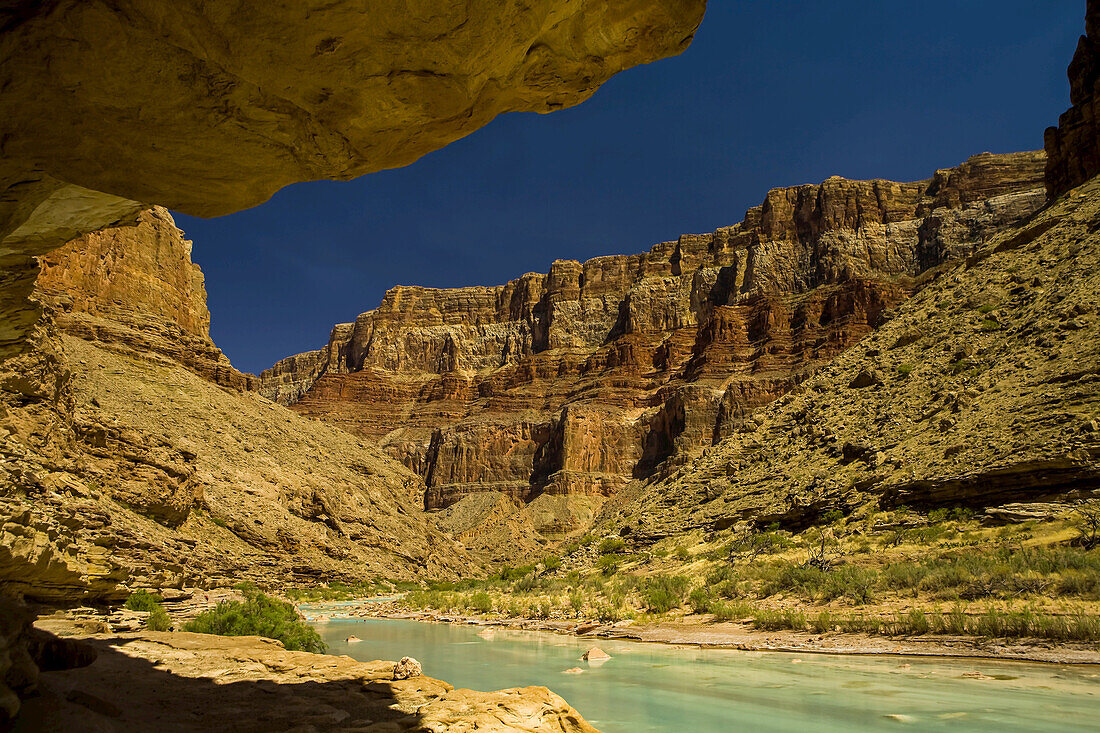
{"left": 1072, "top": 499, "right": 1100, "bottom": 549}
{"left": 727, "top": 529, "right": 791, "bottom": 563}
{"left": 803, "top": 527, "right": 842, "bottom": 571}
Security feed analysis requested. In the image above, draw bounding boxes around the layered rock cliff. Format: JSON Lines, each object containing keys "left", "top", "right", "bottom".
{"left": 1046, "top": 0, "right": 1100, "bottom": 197}
{"left": 1, "top": 218, "right": 478, "bottom": 607}
{"left": 263, "top": 152, "right": 1047, "bottom": 528}
{"left": 605, "top": 171, "right": 1100, "bottom": 542}
{"left": 34, "top": 207, "right": 257, "bottom": 390}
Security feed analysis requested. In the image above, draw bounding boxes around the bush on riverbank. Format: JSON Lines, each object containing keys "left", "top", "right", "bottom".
{"left": 183, "top": 589, "right": 326, "bottom": 652}
{"left": 389, "top": 511, "right": 1100, "bottom": 642}
{"left": 124, "top": 590, "right": 172, "bottom": 631}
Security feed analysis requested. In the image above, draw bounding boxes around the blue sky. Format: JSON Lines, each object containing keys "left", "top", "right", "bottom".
{"left": 174, "top": 1, "right": 1085, "bottom": 374}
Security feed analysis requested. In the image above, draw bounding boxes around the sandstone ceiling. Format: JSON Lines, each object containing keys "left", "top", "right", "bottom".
{"left": 0, "top": 0, "right": 707, "bottom": 354}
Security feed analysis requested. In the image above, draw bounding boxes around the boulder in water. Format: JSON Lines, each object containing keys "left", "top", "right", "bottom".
{"left": 345, "top": 636, "right": 361, "bottom": 643}
{"left": 393, "top": 656, "right": 422, "bottom": 680}
{"left": 581, "top": 647, "right": 610, "bottom": 662}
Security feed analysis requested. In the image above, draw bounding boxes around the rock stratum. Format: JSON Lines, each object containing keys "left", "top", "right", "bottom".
{"left": 604, "top": 169, "right": 1100, "bottom": 545}
{"left": 262, "top": 151, "right": 1047, "bottom": 550}
{"left": 1, "top": 209, "right": 479, "bottom": 608}
{"left": 34, "top": 207, "right": 257, "bottom": 390}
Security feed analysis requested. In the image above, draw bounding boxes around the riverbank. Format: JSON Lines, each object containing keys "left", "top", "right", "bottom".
{"left": 303, "top": 599, "right": 1100, "bottom": 665}
{"left": 14, "top": 612, "right": 600, "bottom": 732}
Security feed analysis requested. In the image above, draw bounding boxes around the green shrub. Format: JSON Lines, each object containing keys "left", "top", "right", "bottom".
{"left": 124, "top": 590, "right": 164, "bottom": 612}
{"left": 466, "top": 591, "right": 493, "bottom": 614}
{"left": 726, "top": 530, "right": 792, "bottom": 561}
{"left": 687, "top": 587, "right": 711, "bottom": 614}
{"left": 641, "top": 575, "right": 691, "bottom": 613}
{"left": 597, "top": 537, "right": 627, "bottom": 555}
{"left": 596, "top": 553, "right": 624, "bottom": 575}
{"left": 494, "top": 564, "right": 537, "bottom": 582}
{"left": 752, "top": 608, "right": 806, "bottom": 632}
{"left": 1072, "top": 500, "right": 1100, "bottom": 549}
{"left": 183, "top": 590, "right": 326, "bottom": 653}
{"left": 882, "top": 562, "right": 928, "bottom": 592}
{"left": 569, "top": 590, "right": 586, "bottom": 616}
{"left": 821, "top": 566, "right": 877, "bottom": 604}
{"left": 542, "top": 555, "right": 562, "bottom": 572}
{"left": 906, "top": 609, "right": 931, "bottom": 635}
{"left": 708, "top": 600, "right": 752, "bottom": 622}
{"left": 810, "top": 611, "right": 835, "bottom": 633}
{"left": 147, "top": 606, "right": 172, "bottom": 631}
{"left": 126, "top": 590, "right": 172, "bottom": 631}
{"left": 979, "top": 318, "right": 1001, "bottom": 332}
{"left": 896, "top": 363, "right": 915, "bottom": 378}
{"left": 512, "top": 574, "right": 538, "bottom": 593}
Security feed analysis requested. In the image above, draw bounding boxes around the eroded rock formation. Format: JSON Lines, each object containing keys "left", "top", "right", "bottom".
{"left": 0, "top": 0, "right": 707, "bottom": 362}
{"left": 263, "top": 152, "right": 1047, "bottom": 526}
{"left": 35, "top": 207, "right": 256, "bottom": 390}
{"left": 17, "top": 619, "right": 600, "bottom": 733}
{"left": 1, "top": 213, "right": 478, "bottom": 608}
{"left": 1046, "top": 0, "right": 1100, "bottom": 197}
{"left": 606, "top": 173, "right": 1100, "bottom": 541}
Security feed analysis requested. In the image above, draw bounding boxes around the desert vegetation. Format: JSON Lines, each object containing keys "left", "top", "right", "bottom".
{"left": 124, "top": 590, "right": 172, "bottom": 632}
{"left": 391, "top": 506, "right": 1100, "bottom": 642}
{"left": 183, "top": 587, "right": 326, "bottom": 652}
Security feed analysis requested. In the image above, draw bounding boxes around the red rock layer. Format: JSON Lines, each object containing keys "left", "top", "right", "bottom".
{"left": 35, "top": 207, "right": 257, "bottom": 390}
{"left": 262, "top": 152, "right": 1047, "bottom": 510}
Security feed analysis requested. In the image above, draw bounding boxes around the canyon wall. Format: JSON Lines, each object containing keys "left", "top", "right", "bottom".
{"left": 1046, "top": 0, "right": 1100, "bottom": 197}
{"left": 263, "top": 152, "right": 1047, "bottom": 519}
{"left": 1, "top": 214, "right": 479, "bottom": 608}
{"left": 607, "top": 172, "right": 1100, "bottom": 542}
{"left": 34, "top": 208, "right": 257, "bottom": 390}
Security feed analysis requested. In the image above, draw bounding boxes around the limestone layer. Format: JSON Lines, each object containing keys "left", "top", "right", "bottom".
{"left": 1, "top": 213, "right": 476, "bottom": 606}
{"left": 262, "top": 152, "right": 1047, "bottom": 519}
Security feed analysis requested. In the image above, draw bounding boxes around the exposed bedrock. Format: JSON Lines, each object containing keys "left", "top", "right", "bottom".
{"left": 264, "top": 151, "right": 1047, "bottom": 514}
{"left": 1046, "top": 0, "right": 1100, "bottom": 197}
{"left": 0, "top": 207, "right": 478, "bottom": 613}
{"left": 34, "top": 207, "right": 257, "bottom": 390}
{"left": 608, "top": 173, "right": 1100, "bottom": 541}
{"left": 0, "top": 0, "right": 708, "bottom": 359}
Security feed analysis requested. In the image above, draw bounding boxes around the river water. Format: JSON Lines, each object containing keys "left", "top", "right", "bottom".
{"left": 307, "top": 614, "right": 1100, "bottom": 732}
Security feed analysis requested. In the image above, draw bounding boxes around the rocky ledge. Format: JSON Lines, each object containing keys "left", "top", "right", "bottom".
{"left": 14, "top": 616, "right": 599, "bottom": 733}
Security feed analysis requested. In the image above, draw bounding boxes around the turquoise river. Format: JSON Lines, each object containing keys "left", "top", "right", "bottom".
{"left": 305, "top": 612, "right": 1100, "bottom": 732}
